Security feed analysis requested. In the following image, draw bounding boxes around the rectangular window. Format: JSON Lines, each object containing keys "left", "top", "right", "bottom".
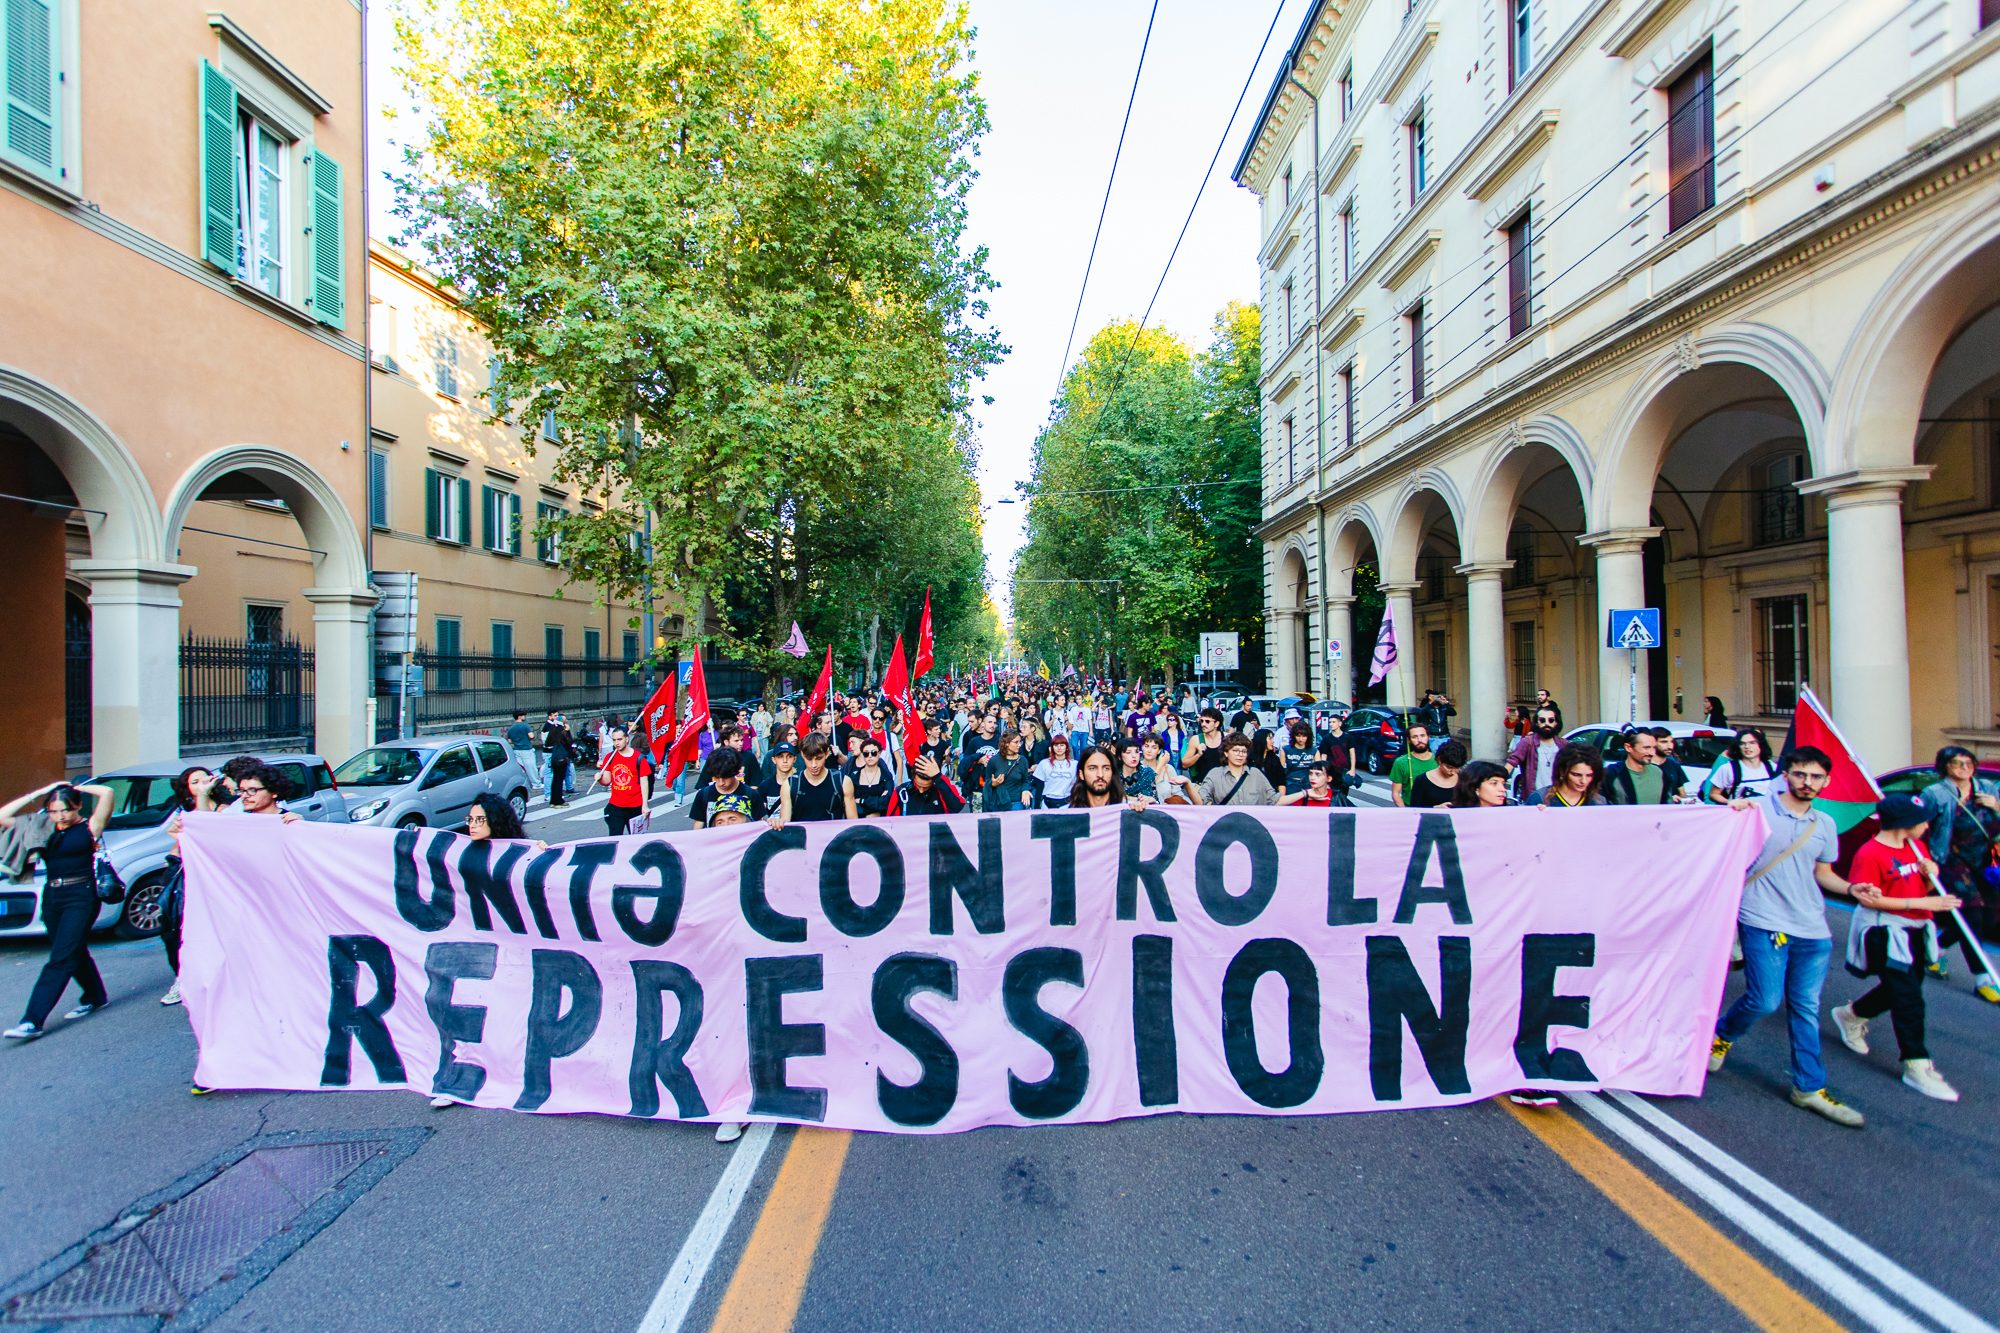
{"left": 1338, "top": 66, "right": 1353, "bottom": 123}
{"left": 1283, "top": 415, "right": 1297, "bottom": 486}
{"left": 435, "top": 617, "right": 462, "bottom": 692}
{"left": 1984, "top": 0, "right": 2000, "bottom": 28}
{"left": 1339, "top": 203, "right": 1355, "bottom": 285}
{"left": 1, "top": 0, "right": 64, "bottom": 183}
{"left": 1340, "top": 364, "right": 1357, "bottom": 452}
{"left": 1510, "top": 621, "right": 1537, "bottom": 699}
{"left": 368, "top": 448, "right": 390, "bottom": 530}
{"left": 1667, "top": 51, "right": 1715, "bottom": 232}
{"left": 1756, "top": 595, "right": 1808, "bottom": 715}
{"left": 481, "top": 485, "right": 520, "bottom": 556}
{"left": 486, "top": 357, "right": 506, "bottom": 419}
{"left": 1508, "top": 0, "right": 1532, "bottom": 90}
{"left": 1407, "top": 302, "right": 1427, "bottom": 403}
{"left": 544, "top": 627, "right": 564, "bottom": 689}
{"left": 1408, "top": 111, "right": 1428, "bottom": 203}
{"left": 1282, "top": 281, "right": 1294, "bottom": 342}
{"left": 1755, "top": 452, "right": 1807, "bottom": 544}
{"left": 1281, "top": 164, "right": 1293, "bottom": 206}
{"left": 536, "top": 501, "right": 564, "bottom": 564}
{"left": 1426, "top": 630, "right": 1448, "bottom": 694}
{"left": 490, "top": 622, "right": 514, "bottom": 689}
{"left": 236, "top": 114, "right": 288, "bottom": 298}
{"left": 541, "top": 408, "right": 559, "bottom": 442}
{"left": 435, "top": 337, "right": 460, "bottom": 397}
{"left": 623, "top": 631, "right": 640, "bottom": 664}
{"left": 424, "top": 469, "right": 469, "bottom": 544}
{"left": 584, "top": 629, "right": 601, "bottom": 686}
{"left": 1506, "top": 211, "right": 1533, "bottom": 338}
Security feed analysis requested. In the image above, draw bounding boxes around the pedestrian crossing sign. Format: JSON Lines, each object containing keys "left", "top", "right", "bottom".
{"left": 1607, "top": 608, "right": 1661, "bottom": 650}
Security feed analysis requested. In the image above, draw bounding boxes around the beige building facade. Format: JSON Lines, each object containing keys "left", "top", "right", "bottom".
{"left": 1, "top": 0, "right": 372, "bottom": 791}
{"left": 1237, "top": 0, "right": 2000, "bottom": 770}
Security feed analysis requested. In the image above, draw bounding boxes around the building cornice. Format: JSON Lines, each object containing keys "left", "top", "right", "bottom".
{"left": 1378, "top": 20, "right": 1440, "bottom": 110}
{"left": 1379, "top": 229, "right": 1442, "bottom": 293}
{"left": 1463, "top": 110, "right": 1561, "bottom": 202}
{"left": 1599, "top": 0, "right": 1696, "bottom": 60}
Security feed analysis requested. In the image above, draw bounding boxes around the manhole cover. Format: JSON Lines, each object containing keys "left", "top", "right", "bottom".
{"left": 1, "top": 1129, "right": 428, "bottom": 1329}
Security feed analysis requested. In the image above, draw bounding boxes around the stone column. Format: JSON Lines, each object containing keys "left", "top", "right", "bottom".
{"left": 1798, "top": 468, "right": 1929, "bottom": 769}
{"left": 1266, "top": 607, "right": 1295, "bottom": 695}
{"left": 305, "top": 585, "right": 381, "bottom": 764}
{"left": 73, "top": 560, "right": 195, "bottom": 770}
{"left": 1376, "top": 582, "right": 1421, "bottom": 708}
{"left": 1457, "top": 562, "right": 1512, "bottom": 761}
{"left": 1328, "top": 596, "right": 1355, "bottom": 704}
{"left": 1579, "top": 529, "right": 1659, "bottom": 726}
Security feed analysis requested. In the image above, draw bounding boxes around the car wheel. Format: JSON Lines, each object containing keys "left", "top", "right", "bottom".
{"left": 396, "top": 814, "right": 426, "bottom": 830}
{"left": 508, "top": 790, "right": 528, "bottom": 821}
{"left": 1367, "top": 747, "right": 1386, "bottom": 776}
{"left": 116, "top": 873, "right": 166, "bottom": 940}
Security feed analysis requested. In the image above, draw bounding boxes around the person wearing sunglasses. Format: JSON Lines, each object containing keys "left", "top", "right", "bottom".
{"left": 852, "top": 742, "right": 894, "bottom": 818}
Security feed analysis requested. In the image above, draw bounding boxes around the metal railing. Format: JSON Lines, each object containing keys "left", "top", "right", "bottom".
{"left": 374, "top": 649, "right": 774, "bottom": 739}
{"left": 181, "top": 635, "right": 315, "bottom": 751}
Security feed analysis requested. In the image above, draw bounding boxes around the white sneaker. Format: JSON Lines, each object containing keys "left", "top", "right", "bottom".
{"left": 1831, "top": 1003, "right": 1870, "bottom": 1055}
{"left": 63, "top": 1003, "right": 101, "bottom": 1020}
{"left": 160, "top": 980, "right": 182, "bottom": 1006}
{"left": 714, "top": 1121, "right": 745, "bottom": 1143}
{"left": 1901, "top": 1059, "right": 1960, "bottom": 1102}
{"left": 430, "top": 1095, "right": 456, "bottom": 1109}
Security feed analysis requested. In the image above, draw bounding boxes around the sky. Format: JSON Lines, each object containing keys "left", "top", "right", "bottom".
{"left": 366, "top": 0, "right": 1307, "bottom": 629}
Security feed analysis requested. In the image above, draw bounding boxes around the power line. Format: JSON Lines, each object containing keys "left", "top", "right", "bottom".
{"left": 1055, "top": 0, "right": 1163, "bottom": 388}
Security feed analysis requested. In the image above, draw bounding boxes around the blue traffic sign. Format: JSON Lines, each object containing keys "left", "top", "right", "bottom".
{"left": 1607, "top": 608, "right": 1661, "bottom": 650}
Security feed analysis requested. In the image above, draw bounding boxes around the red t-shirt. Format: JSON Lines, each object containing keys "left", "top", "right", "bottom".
{"left": 1298, "top": 792, "right": 1333, "bottom": 807}
{"left": 600, "top": 749, "right": 652, "bottom": 809}
{"left": 1848, "top": 837, "right": 1930, "bottom": 921}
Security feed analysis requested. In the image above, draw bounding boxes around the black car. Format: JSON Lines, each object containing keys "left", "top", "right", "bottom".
{"left": 1343, "top": 706, "right": 1414, "bottom": 776}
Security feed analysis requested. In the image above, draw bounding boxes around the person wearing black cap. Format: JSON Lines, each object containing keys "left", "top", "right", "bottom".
{"left": 758, "top": 741, "right": 799, "bottom": 811}
{"left": 1832, "top": 792, "right": 1966, "bottom": 1103}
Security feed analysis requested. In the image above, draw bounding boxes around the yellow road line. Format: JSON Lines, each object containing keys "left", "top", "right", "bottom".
{"left": 708, "top": 1128, "right": 853, "bottom": 1333}
{"left": 1503, "top": 1099, "right": 1844, "bottom": 1333}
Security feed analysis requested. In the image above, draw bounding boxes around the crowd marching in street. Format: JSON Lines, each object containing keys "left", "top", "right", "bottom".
{"left": 2, "top": 604, "right": 1996, "bottom": 1135}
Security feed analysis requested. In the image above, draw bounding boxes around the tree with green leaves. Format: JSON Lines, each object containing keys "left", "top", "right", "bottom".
{"left": 1010, "top": 302, "right": 1264, "bottom": 689}
{"left": 392, "top": 0, "right": 1003, "bottom": 690}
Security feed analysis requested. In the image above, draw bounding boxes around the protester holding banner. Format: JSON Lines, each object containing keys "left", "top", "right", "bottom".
{"left": 1197, "top": 735, "right": 1277, "bottom": 807}
{"left": 1833, "top": 794, "right": 1967, "bottom": 1102}
{"left": 1452, "top": 761, "right": 1512, "bottom": 808}
{"left": 852, "top": 741, "right": 894, "bottom": 818}
{"left": 1276, "top": 762, "right": 1337, "bottom": 808}
{"left": 1068, "top": 744, "right": 1135, "bottom": 808}
{"left": 1708, "top": 746, "right": 1869, "bottom": 1126}
{"left": 1141, "top": 734, "right": 1197, "bottom": 806}
{"left": 1535, "top": 744, "right": 1606, "bottom": 807}
{"left": 1407, "top": 740, "right": 1464, "bottom": 809}
{"left": 784, "top": 734, "right": 857, "bottom": 822}
{"left": 688, "top": 748, "right": 779, "bottom": 829}
{"left": 758, "top": 741, "right": 798, "bottom": 811}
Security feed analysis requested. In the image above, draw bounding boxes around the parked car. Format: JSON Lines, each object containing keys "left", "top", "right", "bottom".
{"left": 0, "top": 751, "right": 343, "bottom": 941}
{"left": 1237, "top": 695, "right": 1294, "bottom": 732}
{"left": 1563, "top": 721, "right": 1738, "bottom": 777}
{"left": 1833, "top": 760, "right": 2000, "bottom": 878}
{"left": 1343, "top": 706, "right": 1418, "bottom": 776}
{"left": 336, "top": 735, "right": 534, "bottom": 830}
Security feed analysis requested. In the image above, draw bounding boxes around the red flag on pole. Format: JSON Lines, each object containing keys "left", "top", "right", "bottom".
{"left": 913, "top": 586, "right": 935, "bottom": 680}
{"left": 639, "top": 667, "right": 678, "bottom": 765}
{"left": 802, "top": 644, "right": 834, "bottom": 726}
{"left": 665, "top": 651, "right": 711, "bottom": 786}
{"left": 881, "top": 635, "right": 922, "bottom": 768}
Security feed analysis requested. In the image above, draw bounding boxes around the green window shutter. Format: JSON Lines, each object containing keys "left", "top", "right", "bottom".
{"left": 198, "top": 60, "right": 237, "bottom": 270}
{"left": 3, "top": 0, "right": 60, "bottom": 180}
{"left": 308, "top": 150, "right": 344, "bottom": 326}
{"left": 508, "top": 493, "right": 522, "bottom": 556}
{"left": 480, "top": 484, "right": 496, "bottom": 550}
{"left": 423, "top": 467, "right": 439, "bottom": 538}
{"left": 457, "top": 477, "right": 471, "bottom": 545}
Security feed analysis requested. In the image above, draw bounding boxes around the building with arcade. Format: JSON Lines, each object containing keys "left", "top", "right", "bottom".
{"left": 1234, "top": 0, "right": 2000, "bottom": 770}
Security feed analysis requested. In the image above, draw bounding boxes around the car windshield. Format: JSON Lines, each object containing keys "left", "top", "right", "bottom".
{"left": 92, "top": 774, "right": 183, "bottom": 831}
{"left": 333, "top": 747, "right": 428, "bottom": 787}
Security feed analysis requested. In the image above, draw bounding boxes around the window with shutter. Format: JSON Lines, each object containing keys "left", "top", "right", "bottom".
{"left": 1505, "top": 211, "right": 1532, "bottom": 338}
{"left": 198, "top": 61, "right": 238, "bottom": 269}
{"left": 456, "top": 475, "right": 471, "bottom": 546}
{"left": 507, "top": 493, "right": 522, "bottom": 556}
{"left": 368, "top": 449, "right": 389, "bottom": 529}
{"left": 491, "top": 623, "right": 514, "bottom": 689}
{"left": 2, "top": 0, "right": 61, "bottom": 182}
{"left": 423, "top": 467, "right": 440, "bottom": 539}
{"left": 1667, "top": 51, "right": 1715, "bottom": 232}
{"left": 308, "top": 150, "right": 343, "bottom": 326}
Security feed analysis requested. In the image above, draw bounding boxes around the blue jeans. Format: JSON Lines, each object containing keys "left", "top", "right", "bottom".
{"left": 1715, "top": 926, "right": 1831, "bottom": 1093}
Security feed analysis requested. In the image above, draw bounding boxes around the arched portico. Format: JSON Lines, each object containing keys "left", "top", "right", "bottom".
{"left": 1270, "top": 538, "right": 1312, "bottom": 695}
{"left": 1383, "top": 476, "right": 1466, "bottom": 714}
{"left": 1325, "top": 508, "right": 1382, "bottom": 704}
{"left": 165, "top": 445, "right": 376, "bottom": 761}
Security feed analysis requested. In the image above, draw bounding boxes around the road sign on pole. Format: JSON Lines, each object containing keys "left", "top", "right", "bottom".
{"left": 1606, "top": 608, "right": 1661, "bottom": 650}
{"left": 1327, "top": 639, "right": 1342, "bottom": 661}
{"left": 1198, "top": 632, "right": 1240, "bottom": 671}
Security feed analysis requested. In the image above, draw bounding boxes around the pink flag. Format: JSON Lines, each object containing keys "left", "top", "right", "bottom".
{"left": 779, "top": 621, "right": 809, "bottom": 657}
{"left": 1367, "top": 603, "right": 1399, "bottom": 687}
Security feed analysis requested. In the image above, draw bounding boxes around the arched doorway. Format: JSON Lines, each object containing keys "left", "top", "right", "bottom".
{"left": 1272, "top": 542, "right": 1311, "bottom": 694}
{"left": 1326, "top": 510, "right": 1383, "bottom": 706}
{"left": 164, "top": 446, "right": 373, "bottom": 762}
{"left": 1385, "top": 478, "right": 1467, "bottom": 717}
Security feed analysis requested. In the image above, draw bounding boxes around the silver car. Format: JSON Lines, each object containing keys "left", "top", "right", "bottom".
{"left": 0, "top": 751, "right": 345, "bottom": 940}
{"left": 336, "top": 735, "right": 534, "bottom": 830}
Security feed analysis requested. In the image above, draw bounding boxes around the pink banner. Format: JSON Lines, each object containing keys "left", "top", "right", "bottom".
{"left": 178, "top": 805, "right": 1765, "bottom": 1133}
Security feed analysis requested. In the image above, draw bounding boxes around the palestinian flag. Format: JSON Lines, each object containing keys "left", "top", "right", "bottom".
{"left": 1783, "top": 685, "right": 1883, "bottom": 833}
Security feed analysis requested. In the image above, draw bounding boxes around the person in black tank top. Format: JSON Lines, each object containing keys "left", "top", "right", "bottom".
{"left": 3, "top": 780, "right": 115, "bottom": 1038}
{"left": 783, "top": 735, "right": 855, "bottom": 822}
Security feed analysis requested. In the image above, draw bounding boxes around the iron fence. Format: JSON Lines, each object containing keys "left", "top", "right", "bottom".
{"left": 64, "top": 609, "right": 90, "bottom": 757}
{"left": 374, "top": 650, "right": 772, "bottom": 739}
{"left": 181, "top": 635, "right": 315, "bottom": 751}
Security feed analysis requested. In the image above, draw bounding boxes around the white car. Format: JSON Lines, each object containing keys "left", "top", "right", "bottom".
{"left": 1563, "top": 720, "right": 1738, "bottom": 773}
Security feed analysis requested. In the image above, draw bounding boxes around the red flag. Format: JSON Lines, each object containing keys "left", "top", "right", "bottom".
{"left": 913, "top": 586, "right": 935, "bottom": 680}
{"left": 881, "top": 635, "right": 922, "bottom": 768}
{"left": 639, "top": 668, "right": 678, "bottom": 765}
{"left": 665, "top": 651, "right": 711, "bottom": 786}
{"left": 802, "top": 644, "right": 834, "bottom": 726}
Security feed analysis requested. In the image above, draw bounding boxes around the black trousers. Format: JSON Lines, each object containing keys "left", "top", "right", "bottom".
{"left": 1854, "top": 925, "right": 1930, "bottom": 1060}
{"left": 549, "top": 758, "right": 571, "bottom": 806}
{"left": 24, "top": 882, "right": 107, "bottom": 1027}
{"left": 605, "top": 804, "right": 640, "bottom": 837}
{"left": 160, "top": 877, "right": 184, "bottom": 975}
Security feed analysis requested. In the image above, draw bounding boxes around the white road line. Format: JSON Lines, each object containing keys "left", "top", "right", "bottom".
{"left": 1568, "top": 1092, "right": 1931, "bottom": 1332}
{"left": 634, "top": 1123, "right": 778, "bottom": 1333}
{"left": 1606, "top": 1091, "right": 1996, "bottom": 1333}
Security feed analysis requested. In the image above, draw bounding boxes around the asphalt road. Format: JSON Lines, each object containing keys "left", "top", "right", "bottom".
{"left": 1, "top": 778, "right": 1994, "bottom": 1332}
